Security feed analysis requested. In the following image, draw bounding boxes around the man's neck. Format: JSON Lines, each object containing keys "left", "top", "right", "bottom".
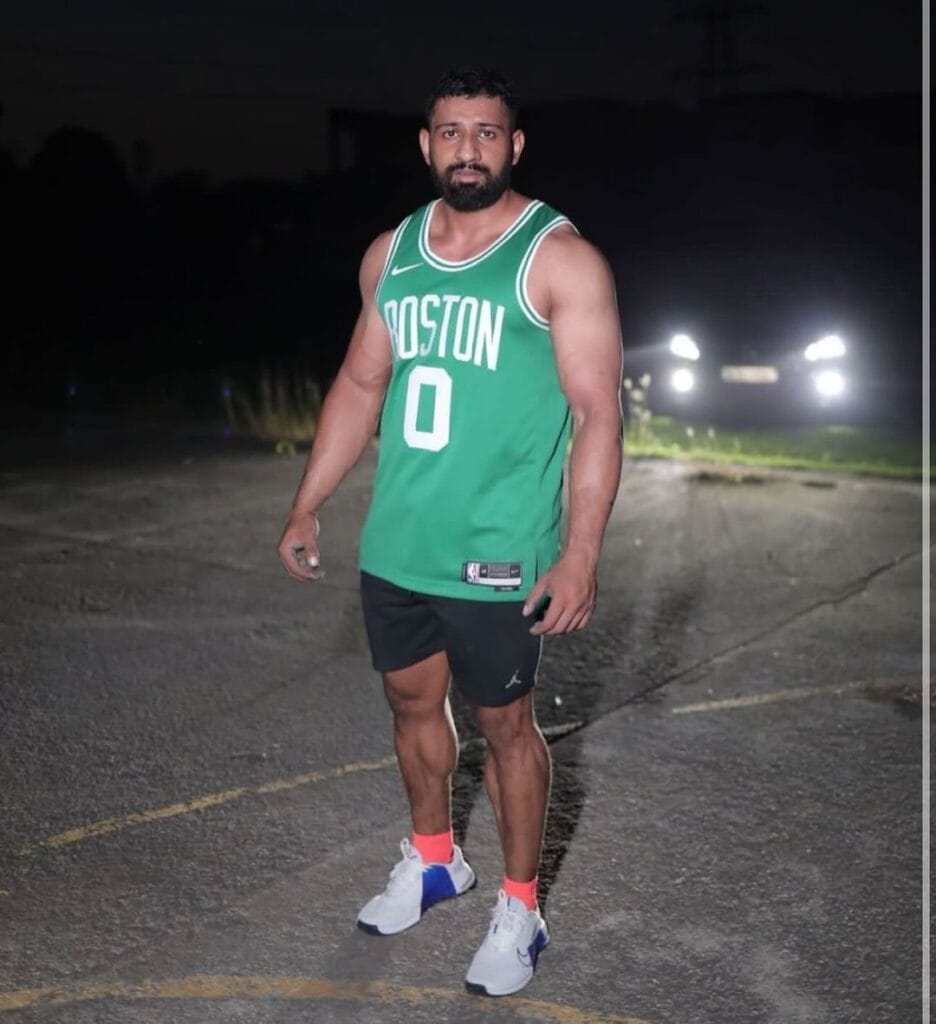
{"left": 433, "top": 189, "right": 527, "bottom": 241}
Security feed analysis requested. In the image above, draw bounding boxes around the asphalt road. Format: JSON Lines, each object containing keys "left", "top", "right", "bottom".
{"left": 0, "top": 435, "right": 926, "bottom": 1023}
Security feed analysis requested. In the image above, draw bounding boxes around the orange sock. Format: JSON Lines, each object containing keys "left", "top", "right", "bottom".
{"left": 411, "top": 829, "right": 454, "bottom": 864}
{"left": 503, "top": 874, "right": 538, "bottom": 911}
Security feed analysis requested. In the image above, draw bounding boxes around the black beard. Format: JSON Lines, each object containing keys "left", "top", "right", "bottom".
{"left": 429, "top": 161, "right": 512, "bottom": 211}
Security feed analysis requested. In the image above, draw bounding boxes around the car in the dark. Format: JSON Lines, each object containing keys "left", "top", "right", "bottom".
{"left": 621, "top": 329, "right": 870, "bottom": 429}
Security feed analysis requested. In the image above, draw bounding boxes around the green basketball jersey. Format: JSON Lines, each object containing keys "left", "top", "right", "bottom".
{"left": 358, "top": 198, "right": 574, "bottom": 601}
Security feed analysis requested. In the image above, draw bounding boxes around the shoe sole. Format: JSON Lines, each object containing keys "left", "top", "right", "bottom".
{"left": 465, "top": 981, "right": 500, "bottom": 997}
{"left": 357, "top": 919, "right": 402, "bottom": 936}
{"left": 356, "top": 875, "right": 477, "bottom": 937}
{"left": 464, "top": 930, "right": 549, "bottom": 996}
{"left": 465, "top": 977, "right": 532, "bottom": 998}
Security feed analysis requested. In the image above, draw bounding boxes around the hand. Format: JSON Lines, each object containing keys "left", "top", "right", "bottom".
{"left": 522, "top": 555, "right": 597, "bottom": 636}
{"left": 277, "top": 510, "right": 325, "bottom": 582}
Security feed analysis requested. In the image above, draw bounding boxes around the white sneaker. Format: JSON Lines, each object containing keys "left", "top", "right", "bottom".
{"left": 465, "top": 890, "right": 549, "bottom": 997}
{"left": 356, "top": 838, "right": 476, "bottom": 936}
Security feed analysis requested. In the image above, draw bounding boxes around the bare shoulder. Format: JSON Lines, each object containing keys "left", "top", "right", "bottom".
{"left": 359, "top": 229, "right": 396, "bottom": 294}
{"left": 536, "top": 225, "right": 614, "bottom": 288}
{"left": 526, "top": 224, "right": 616, "bottom": 322}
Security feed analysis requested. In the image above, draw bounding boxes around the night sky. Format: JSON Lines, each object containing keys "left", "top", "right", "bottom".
{"left": 1, "top": 1, "right": 923, "bottom": 177}
{"left": 0, "top": 1, "right": 924, "bottom": 426}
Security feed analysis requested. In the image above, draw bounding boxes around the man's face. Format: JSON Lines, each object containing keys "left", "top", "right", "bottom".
{"left": 419, "top": 94, "right": 525, "bottom": 212}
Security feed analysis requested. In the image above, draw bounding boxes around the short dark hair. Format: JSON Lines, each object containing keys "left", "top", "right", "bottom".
{"left": 424, "top": 68, "right": 519, "bottom": 130}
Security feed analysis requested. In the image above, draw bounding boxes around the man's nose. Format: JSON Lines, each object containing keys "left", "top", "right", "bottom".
{"left": 455, "top": 133, "right": 481, "bottom": 163}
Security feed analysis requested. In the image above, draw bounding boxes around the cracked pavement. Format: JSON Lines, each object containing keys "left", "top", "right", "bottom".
{"left": 0, "top": 435, "right": 926, "bottom": 1023}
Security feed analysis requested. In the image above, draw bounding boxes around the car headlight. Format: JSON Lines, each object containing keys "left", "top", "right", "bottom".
{"left": 805, "top": 335, "right": 846, "bottom": 361}
{"left": 669, "top": 334, "right": 700, "bottom": 360}
{"left": 813, "top": 369, "right": 845, "bottom": 397}
{"left": 671, "top": 367, "right": 695, "bottom": 393}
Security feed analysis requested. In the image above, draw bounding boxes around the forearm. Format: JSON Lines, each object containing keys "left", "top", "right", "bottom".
{"left": 563, "top": 404, "right": 623, "bottom": 568}
{"left": 288, "top": 369, "right": 386, "bottom": 515}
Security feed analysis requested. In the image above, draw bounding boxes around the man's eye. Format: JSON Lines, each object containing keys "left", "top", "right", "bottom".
{"left": 480, "top": 130, "right": 495, "bottom": 140}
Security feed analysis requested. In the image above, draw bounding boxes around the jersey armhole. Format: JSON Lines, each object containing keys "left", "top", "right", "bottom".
{"left": 515, "top": 217, "right": 578, "bottom": 330}
{"left": 374, "top": 214, "right": 413, "bottom": 300}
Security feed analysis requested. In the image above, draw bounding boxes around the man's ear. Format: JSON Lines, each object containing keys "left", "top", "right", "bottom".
{"left": 419, "top": 127, "right": 431, "bottom": 165}
{"left": 511, "top": 128, "right": 526, "bottom": 166}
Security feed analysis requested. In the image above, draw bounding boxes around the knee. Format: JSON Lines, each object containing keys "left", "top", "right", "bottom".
{"left": 474, "top": 700, "right": 538, "bottom": 755}
{"left": 384, "top": 680, "right": 446, "bottom": 724}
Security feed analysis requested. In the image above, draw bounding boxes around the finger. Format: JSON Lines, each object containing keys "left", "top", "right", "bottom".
{"left": 285, "top": 563, "right": 326, "bottom": 582}
{"left": 569, "top": 596, "right": 597, "bottom": 630}
{"left": 522, "top": 582, "right": 549, "bottom": 618}
{"left": 283, "top": 543, "right": 324, "bottom": 581}
{"left": 539, "top": 595, "right": 592, "bottom": 635}
{"left": 556, "top": 608, "right": 585, "bottom": 634}
{"left": 567, "top": 607, "right": 591, "bottom": 632}
{"left": 529, "top": 597, "right": 565, "bottom": 635}
{"left": 546, "top": 606, "right": 580, "bottom": 635}
{"left": 281, "top": 557, "right": 316, "bottom": 581}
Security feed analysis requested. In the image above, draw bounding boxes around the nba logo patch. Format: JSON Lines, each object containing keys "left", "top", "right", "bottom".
{"left": 461, "top": 560, "right": 523, "bottom": 590}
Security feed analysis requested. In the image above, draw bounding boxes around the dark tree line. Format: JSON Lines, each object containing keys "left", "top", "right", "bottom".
{"left": 2, "top": 124, "right": 358, "bottom": 417}
{"left": 0, "top": 90, "right": 921, "bottom": 423}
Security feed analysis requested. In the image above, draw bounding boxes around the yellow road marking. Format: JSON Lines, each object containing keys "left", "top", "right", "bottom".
{"left": 671, "top": 677, "right": 914, "bottom": 714}
{"left": 19, "top": 755, "right": 398, "bottom": 856}
{"left": 0, "top": 975, "right": 653, "bottom": 1022}
{"left": 18, "top": 670, "right": 918, "bottom": 855}
{"left": 20, "top": 723, "right": 584, "bottom": 857}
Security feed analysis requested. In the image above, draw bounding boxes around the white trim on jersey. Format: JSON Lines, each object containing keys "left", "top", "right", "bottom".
{"left": 515, "top": 216, "right": 578, "bottom": 330}
{"left": 375, "top": 214, "right": 413, "bottom": 299}
{"left": 418, "top": 199, "right": 543, "bottom": 271}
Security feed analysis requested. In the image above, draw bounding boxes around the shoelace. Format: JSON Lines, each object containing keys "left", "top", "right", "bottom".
{"left": 382, "top": 841, "right": 423, "bottom": 901}
{"left": 486, "top": 896, "right": 529, "bottom": 951}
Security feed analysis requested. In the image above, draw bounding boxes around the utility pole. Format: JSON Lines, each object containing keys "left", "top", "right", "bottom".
{"left": 673, "top": 2, "right": 771, "bottom": 101}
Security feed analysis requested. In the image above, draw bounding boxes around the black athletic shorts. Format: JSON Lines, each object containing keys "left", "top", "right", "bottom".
{"left": 360, "top": 571, "right": 543, "bottom": 707}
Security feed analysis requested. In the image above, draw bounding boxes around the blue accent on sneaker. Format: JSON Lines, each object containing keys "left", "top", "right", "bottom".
{"left": 529, "top": 927, "right": 548, "bottom": 967}
{"left": 465, "top": 892, "right": 549, "bottom": 996}
{"left": 420, "top": 863, "right": 457, "bottom": 912}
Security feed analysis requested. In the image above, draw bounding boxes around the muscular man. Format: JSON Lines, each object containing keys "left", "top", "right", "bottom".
{"left": 278, "top": 68, "right": 623, "bottom": 997}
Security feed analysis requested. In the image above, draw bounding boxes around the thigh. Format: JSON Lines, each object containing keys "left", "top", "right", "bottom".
{"left": 360, "top": 572, "right": 446, "bottom": 673}
{"left": 433, "top": 597, "right": 543, "bottom": 708}
{"left": 382, "top": 650, "right": 452, "bottom": 709}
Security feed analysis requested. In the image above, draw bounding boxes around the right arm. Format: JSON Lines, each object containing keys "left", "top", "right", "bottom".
{"left": 277, "top": 231, "right": 394, "bottom": 581}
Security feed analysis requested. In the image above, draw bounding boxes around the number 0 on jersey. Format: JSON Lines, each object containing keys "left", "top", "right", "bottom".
{"left": 403, "top": 366, "right": 452, "bottom": 452}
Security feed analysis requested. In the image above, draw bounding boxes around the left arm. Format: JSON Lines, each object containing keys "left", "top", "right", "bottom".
{"left": 523, "top": 228, "right": 623, "bottom": 635}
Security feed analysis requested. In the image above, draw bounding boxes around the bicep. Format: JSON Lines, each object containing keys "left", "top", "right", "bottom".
{"left": 545, "top": 239, "right": 623, "bottom": 418}
{"left": 341, "top": 303, "right": 393, "bottom": 394}
{"left": 338, "top": 234, "right": 395, "bottom": 394}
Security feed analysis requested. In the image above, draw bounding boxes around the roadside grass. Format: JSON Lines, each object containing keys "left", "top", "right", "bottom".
{"left": 626, "top": 416, "right": 925, "bottom": 479}
{"left": 223, "top": 370, "right": 923, "bottom": 479}
{"left": 224, "top": 368, "right": 322, "bottom": 452}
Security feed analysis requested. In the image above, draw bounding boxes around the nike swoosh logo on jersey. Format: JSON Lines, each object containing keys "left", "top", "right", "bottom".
{"left": 390, "top": 262, "right": 423, "bottom": 276}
